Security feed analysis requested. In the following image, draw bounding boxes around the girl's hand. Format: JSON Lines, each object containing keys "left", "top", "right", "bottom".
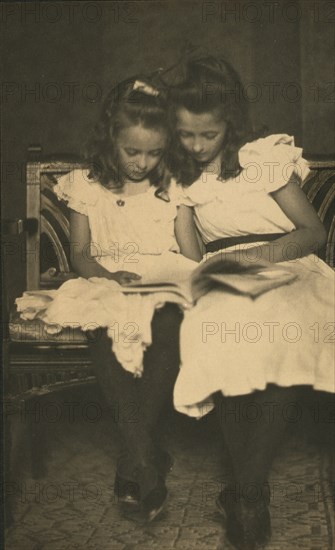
{"left": 111, "top": 271, "right": 142, "bottom": 286}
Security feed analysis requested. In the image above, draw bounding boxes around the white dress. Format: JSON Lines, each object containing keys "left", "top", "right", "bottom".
{"left": 53, "top": 169, "right": 190, "bottom": 277}
{"left": 174, "top": 134, "right": 335, "bottom": 417}
{"left": 16, "top": 171, "right": 196, "bottom": 376}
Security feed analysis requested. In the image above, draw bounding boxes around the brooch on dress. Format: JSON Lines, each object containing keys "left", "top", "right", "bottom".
{"left": 116, "top": 199, "right": 125, "bottom": 207}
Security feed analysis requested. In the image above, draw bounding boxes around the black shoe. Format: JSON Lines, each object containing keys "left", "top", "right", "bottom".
{"left": 114, "top": 472, "right": 140, "bottom": 506}
{"left": 216, "top": 486, "right": 271, "bottom": 550}
{"left": 142, "top": 475, "right": 168, "bottom": 522}
{"left": 216, "top": 485, "right": 240, "bottom": 519}
{"left": 225, "top": 498, "right": 271, "bottom": 550}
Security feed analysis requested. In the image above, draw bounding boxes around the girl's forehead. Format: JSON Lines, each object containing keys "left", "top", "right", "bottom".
{"left": 176, "top": 107, "right": 223, "bottom": 130}
{"left": 117, "top": 124, "right": 167, "bottom": 147}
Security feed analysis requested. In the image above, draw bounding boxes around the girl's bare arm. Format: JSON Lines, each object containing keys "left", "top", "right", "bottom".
{"left": 175, "top": 205, "right": 203, "bottom": 261}
{"left": 219, "top": 180, "right": 327, "bottom": 265}
{"left": 248, "top": 180, "right": 327, "bottom": 263}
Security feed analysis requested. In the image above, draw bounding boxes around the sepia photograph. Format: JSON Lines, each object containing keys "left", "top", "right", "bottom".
{"left": 1, "top": 1, "right": 335, "bottom": 549}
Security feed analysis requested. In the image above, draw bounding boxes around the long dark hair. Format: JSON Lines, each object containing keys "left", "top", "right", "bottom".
{"left": 167, "top": 56, "right": 261, "bottom": 185}
{"left": 86, "top": 76, "right": 170, "bottom": 189}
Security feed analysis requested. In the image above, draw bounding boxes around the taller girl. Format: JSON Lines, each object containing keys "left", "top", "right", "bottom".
{"left": 168, "top": 57, "right": 335, "bottom": 549}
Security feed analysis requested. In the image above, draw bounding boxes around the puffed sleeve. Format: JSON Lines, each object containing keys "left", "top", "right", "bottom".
{"left": 167, "top": 179, "right": 195, "bottom": 207}
{"left": 238, "top": 134, "right": 310, "bottom": 193}
{"left": 53, "top": 169, "right": 99, "bottom": 215}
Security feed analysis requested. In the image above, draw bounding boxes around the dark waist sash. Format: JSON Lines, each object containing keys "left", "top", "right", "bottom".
{"left": 205, "top": 233, "right": 288, "bottom": 254}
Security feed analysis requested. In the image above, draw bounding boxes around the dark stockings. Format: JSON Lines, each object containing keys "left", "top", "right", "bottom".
{"left": 90, "top": 303, "right": 182, "bottom": 498}
{"left": 215, "top": 385, "right": 298, "bottom": 501}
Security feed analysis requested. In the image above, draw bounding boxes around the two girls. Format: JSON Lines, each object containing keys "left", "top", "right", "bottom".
{"left": 20, "top": 58, "right": 334, "bottom": 548}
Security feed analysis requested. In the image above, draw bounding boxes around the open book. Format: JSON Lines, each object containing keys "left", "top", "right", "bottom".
{"left": 118, "top": 254, "right": 298, "bottom": 304}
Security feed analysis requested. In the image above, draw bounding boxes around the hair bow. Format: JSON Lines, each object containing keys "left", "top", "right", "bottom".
{"left": 132, "top": 80, "right": 160, "bottom": 96}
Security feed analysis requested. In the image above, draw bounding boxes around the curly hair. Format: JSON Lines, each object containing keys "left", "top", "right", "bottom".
{"left": 85, "top": 76, "right": 171, "bottom": 190}
{"left": 167, "top": 56, "right": 263, "bottom": 185}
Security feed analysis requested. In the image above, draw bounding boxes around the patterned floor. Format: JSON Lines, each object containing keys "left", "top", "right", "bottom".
{"left": 5, "top": 388, "right": 335, "bottom": 550}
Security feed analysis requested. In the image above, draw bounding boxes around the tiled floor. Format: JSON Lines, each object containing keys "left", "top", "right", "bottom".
{"left": 5, "top": 387, "right": 335, "bottom": 550}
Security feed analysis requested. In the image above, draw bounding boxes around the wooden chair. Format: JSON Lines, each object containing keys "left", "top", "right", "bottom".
{"left": 3, "top": 147, "right": 335, "bottom": 522}
{"left": 6, "top": 149, "right": 96, "bottom": 402}
{"left": 300, "top": 158, "right": 335, "bottom": 268}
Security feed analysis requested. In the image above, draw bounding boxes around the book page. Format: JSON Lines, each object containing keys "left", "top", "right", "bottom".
{"left": 206, "top": 269, "right": 297, "bottom": 298}
{"left": 126, "top": 252, "right": 196, "bottom": 286}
